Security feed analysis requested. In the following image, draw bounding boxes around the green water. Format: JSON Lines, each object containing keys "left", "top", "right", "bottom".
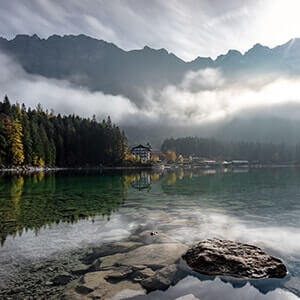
{"left": 0, "top": 168, "right": 300, "bottom": 299}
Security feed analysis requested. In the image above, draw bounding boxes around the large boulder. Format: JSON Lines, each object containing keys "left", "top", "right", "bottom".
{"left": 182, "top": 238, "right": 287, "bottom": 279}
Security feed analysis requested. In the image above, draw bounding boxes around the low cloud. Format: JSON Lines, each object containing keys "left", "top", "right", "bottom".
{"left": 2, "top": 50, "right": 300, "bottom": 142}
{"left": 0, "top": 52, "right": 139, "bottom": 123}
{"left": 143, "top": 68, "right": 300, "bottom": 126}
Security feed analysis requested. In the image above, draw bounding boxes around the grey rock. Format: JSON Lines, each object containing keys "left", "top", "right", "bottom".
{"left": 104, "top": 266, "right": 134, "bottom": 281}
{"left": 71, "top": 264, "right": 91, "bottom": 275}
{"left": 183, "top": 238, "right": 287, "bottom": 279}
{"left": 141, "top": 264, "right": 184, "bottom": 292}
{"left": 52, "top": 273, "right": 72, "bottom": 285}
{"left": 75, "top": 284, "right": 93, "bottom": 295}
{"left": 132, "top": 268, "right": 155, "bottom": 282}
{"left": 81, "top": 241, "right": 142, "bottom": 265}
{"left": 138, "top": 230, "right": 181, "bottom": 244}
{"left": 100, "top": 243, "right": 188, "bottom": 270}
{"left": 64, "top": 270, "right": 145, "bottom": 299}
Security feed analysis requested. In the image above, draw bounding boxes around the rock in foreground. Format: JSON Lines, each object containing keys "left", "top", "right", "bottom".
{"left": 183, "top": 238, "right": 287, "bottom": 279}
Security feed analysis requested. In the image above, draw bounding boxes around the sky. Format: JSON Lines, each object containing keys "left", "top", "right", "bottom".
{"left": 1, "top": 0, "right": 300, "bottom": 60}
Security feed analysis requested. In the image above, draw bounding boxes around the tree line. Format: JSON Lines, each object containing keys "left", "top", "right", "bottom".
{"left": 161, "top": 136, "right": 300, "bottom": 163}
{"left": 0, "top": 96, "right": 126, "bottom": 167}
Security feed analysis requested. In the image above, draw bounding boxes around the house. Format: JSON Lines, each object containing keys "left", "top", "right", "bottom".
{"left": 131, "top": 144, "right": 151, "bottom": 163}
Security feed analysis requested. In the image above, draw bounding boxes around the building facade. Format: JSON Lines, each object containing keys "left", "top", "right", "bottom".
{"left": 131, "top": 144, "right": 151, "bottom": 163}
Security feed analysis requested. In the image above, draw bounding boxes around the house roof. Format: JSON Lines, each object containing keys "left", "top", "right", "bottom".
{"left": 131, "top": 144, "right": 151, "bottom": 151}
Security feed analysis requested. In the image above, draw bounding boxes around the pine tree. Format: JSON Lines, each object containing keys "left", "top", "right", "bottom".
{"left": 11, "top": 119, "right": 25, "bottom": 166}
{"left": 39, "top": 124, "right": 51, "bottom": 165}
{"left": 0, "top": 134, "right": 7, "bottom": 164}
{"left": 30, "top": 121, "right": 44, "bottom": 166}
{"left": 21, "top": 114, "right": 33, "bottom": 164}
{"left": 3, "top": 118, "right": 25, "bottom": 166}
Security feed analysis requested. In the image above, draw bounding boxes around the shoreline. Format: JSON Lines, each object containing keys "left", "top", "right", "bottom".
{"left": 0, "top": 165, "right": 153, "bottom": 174}
{"left": 1, "top": 163, "right": 300, "bottom": 174}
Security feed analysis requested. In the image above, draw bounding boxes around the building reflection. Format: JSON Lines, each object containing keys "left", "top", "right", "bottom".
{"left": 130, "top": 172, "right": 152, "bottom": 191}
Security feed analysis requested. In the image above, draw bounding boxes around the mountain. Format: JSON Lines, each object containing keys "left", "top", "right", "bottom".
{"left": 0, "top": 34, "right": 191, "bottom": 105}
{"left": 2, "top": 34, "right": 300, "bottom": 146}
{"left": 1, "top": 34, "right": 300, "bottom": 105}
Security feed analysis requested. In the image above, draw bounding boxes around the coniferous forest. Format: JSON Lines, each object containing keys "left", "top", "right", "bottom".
{"left": 162, "top": 136, "right": 300, "bottom": 163}
{"left": 0, "top": 96, "right": 126, "bottom": 167}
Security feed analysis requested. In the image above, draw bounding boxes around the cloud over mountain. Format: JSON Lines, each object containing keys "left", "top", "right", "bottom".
{"left": 2, "top": 35, "right": 300, "bottom": 144}
{"left": 0, "top": 52, "right": 138, "bottom": 123}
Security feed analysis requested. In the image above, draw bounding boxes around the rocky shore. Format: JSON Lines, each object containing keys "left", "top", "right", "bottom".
{"left": 0, "top": 229, "right": 188, "bottom": 299}
{"left": 0, "top": 232, "right": 288, "bottom": 300}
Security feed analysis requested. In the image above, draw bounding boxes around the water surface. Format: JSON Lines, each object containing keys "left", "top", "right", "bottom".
{"left": 0, "top": 168, "right": 300, "bottom": 299}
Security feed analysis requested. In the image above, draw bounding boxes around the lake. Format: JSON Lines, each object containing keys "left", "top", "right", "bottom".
{"left": 0, "top": 168, "right": 300, "bottom": 299}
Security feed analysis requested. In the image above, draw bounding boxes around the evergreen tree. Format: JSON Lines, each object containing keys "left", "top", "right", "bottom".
{"left": 0, "top": 133, "right": 7, "bottom": 164}
{"left": 3, "top": 118, "right": 24, "bottom": 166}
{"left": 11, "top": 119, "right": 25, "bottom": 166}
{"left": 0, "top": 97, "right": 127, "bottom": 167}
{"left": 21, "top": 113, "right": 33, "bottom": 164}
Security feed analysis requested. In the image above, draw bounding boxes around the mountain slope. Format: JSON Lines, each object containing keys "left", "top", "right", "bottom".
{"left": 1, "top": 34, "right": 300, "bottom": 105}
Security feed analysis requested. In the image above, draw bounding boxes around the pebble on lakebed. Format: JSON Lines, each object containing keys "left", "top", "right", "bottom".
{"left": 182, "top": 238, "right": 287, "bottom": 279}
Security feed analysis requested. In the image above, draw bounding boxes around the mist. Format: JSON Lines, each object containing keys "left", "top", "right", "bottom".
{"left": 2, "top": 50, "right": 300, "bottom": 145}
{"left": 0, "top": 51, "right": 139, "bottom": 123}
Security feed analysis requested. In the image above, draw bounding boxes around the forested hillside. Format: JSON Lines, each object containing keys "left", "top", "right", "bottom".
{"left": 162, "top": 137, "right": 300, "bottom": 163}
{"left": 0, "top": 96, "right": 126, "bottom": 167}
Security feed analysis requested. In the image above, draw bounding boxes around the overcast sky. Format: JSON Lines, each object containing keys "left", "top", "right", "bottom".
{"left": 1, "top": 0, "right": 300, "bottom": 60}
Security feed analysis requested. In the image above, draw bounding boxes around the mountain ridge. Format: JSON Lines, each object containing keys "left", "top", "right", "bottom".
{"left": 1, "top": 34, "right": 300, "bottom": 145}
{"left": 2, "top": 34, "right": 300, "bottom": 62}
{"left": 1, "top": 34, "right": 300, "bottom": 100}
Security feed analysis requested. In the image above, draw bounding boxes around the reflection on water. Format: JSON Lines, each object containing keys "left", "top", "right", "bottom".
{"left": 130, "top": 172, "right": 151, "bottom": 190}
{"left": 1, "top": 168, "right": 300, "bottom": 299}
{"left": 132, "top": 276, "right": 299, "bottom": 300}
{"left": 0, "top": 172, "right": 127, "bottom": 245}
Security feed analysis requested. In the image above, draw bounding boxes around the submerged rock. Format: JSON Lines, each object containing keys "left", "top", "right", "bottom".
{"left": 138, "top": 230, "right": 181, "bottom": 244}
{"left": 182, "top": 238, "right": 287, "bottom": 279}
{"left": 52, "top": 273, "right": 72, "bottom": 285}
{"left": 99, "top": 243, "right": 188, "bottom": 270}
{"left": 81, "top": 241, "right": 143, "bottom": 265}
{"left": 64, "top": 240, "right": 188, "bottom": 298}
{"left": 141, "top": 264, "right": 184, "bottom": 292}
{"left": 64, "top": 270, "right": 145, "bottom": 299}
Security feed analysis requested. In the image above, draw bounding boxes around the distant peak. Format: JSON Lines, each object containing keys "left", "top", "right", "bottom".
{"left": 194, "top": 56, "right": 213, "bottom": 61}
{"left": 190, "top": 56, "right": 213, "bottom": 65}
{"left": 143, "top": 45, "right": 168, "bottom": 54}
{"left": 247, "top": 43, "right": 270, "bottom": 52}
{"left": 47, "top": 34, "right": 61, "bottom": 40}
{"left": 13, "top": 34, "right": 31, "bottom": 40}
{"left": 31, "top": 33, "right": 40, "bottom": 40}
{"left": 253, "top": 43, "right": 264, "bottom": 48}
{"left": 279, "top": 38, "right": 300, "bottom": 48}
{"left": 11, "top": 34, "right": 41, "bottom": 41}
{"left": 227, "top": 49, "right": 242, "bottom": 56}
{"left": 215, "top": 49, "right": 242, "bottom": 62}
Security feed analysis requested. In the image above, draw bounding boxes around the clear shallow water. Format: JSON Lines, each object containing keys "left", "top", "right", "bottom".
{"left": 0, "top": 168, "right": 300, "bottom": 299}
